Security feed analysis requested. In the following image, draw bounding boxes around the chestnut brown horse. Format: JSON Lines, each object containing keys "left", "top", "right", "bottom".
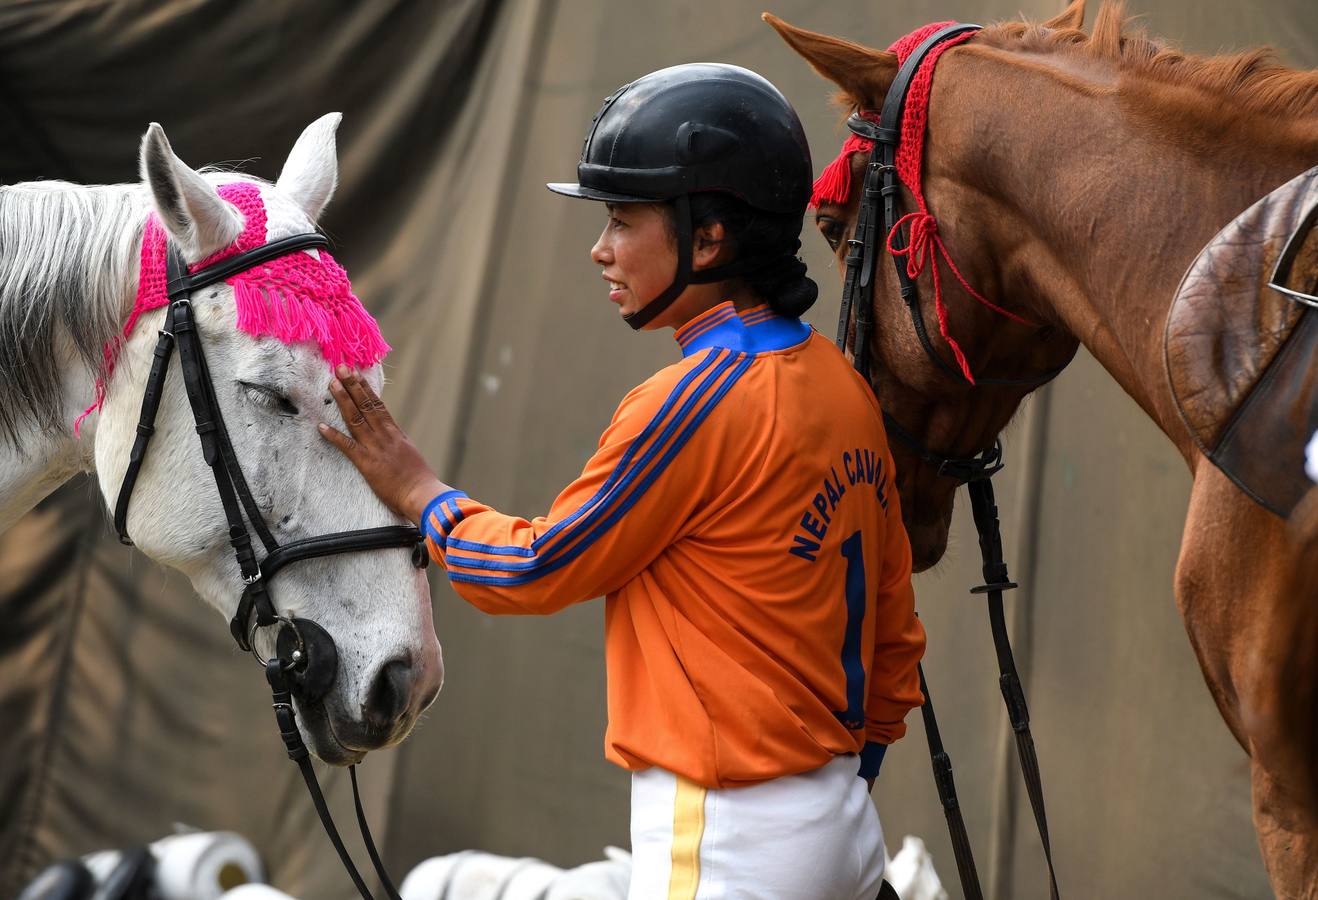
{"left": 765, "top": 2, "right": 1318, "bottom": 896}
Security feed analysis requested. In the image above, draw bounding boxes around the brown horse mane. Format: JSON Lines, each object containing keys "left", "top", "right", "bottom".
{"left": 977, "top": 1, "right": 1318, "bottom": 121}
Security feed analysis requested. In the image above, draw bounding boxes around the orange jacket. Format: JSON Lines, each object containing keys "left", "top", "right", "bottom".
{"left": 423, "top": 301, "right": 925, "bottom": 788}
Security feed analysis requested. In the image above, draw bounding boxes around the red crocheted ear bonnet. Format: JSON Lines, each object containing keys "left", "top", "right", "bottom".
{"left": 76, "top": 181, "right": 390, "bottom": 433}
{"left": 809, "top": 23, "right": 1031, "bottom": 383}
{"left": 810, "top": 22, "right": 975, "bottom": 211}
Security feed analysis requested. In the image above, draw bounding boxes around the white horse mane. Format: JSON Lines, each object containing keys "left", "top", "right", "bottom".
{"left": 0, "top": 181, "right": 143, "bottom": 450}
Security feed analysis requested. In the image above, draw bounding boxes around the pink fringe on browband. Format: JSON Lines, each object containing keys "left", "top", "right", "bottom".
{"left": 75, "top": 182, "right": 390, "bottom": 435}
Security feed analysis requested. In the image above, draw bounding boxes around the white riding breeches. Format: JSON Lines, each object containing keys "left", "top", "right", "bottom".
{"left": 627, "top": 753, "right": 886, "bottom": 900}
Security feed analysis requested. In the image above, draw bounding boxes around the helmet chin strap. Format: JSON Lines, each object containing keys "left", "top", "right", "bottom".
{"left": 622, "top": 194, "right": 760, "bottom": 331}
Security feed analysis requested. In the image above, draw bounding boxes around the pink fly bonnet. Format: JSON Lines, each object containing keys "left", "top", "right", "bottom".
{"left": 77, "top": 181, "right": 389, "bottom": 432}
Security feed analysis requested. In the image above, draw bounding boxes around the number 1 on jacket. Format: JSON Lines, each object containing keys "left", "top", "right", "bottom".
{"left": 835, "top": 530, "right": 867, "bottom": 731}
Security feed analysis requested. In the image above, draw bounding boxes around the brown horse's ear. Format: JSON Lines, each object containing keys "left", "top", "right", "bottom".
{"left": 1043, "top": 0, "right": 1086, "bottom": 30}
{"left": 762, "top": 13, "right": 898, "bottom": 109}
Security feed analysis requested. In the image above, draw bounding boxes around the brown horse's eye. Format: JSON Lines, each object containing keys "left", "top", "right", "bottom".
{"left": 815, "top": 215, "right": 847, "bottom": 252}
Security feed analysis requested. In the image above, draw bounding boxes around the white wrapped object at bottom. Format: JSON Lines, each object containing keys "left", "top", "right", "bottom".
{"left": 403, "top": 847, "right": 630, "bottom": 900}
{"left": 885, "top": 835, "right": 949, "bottom": 900}
{"left": 152, "top": 831, "right": 264, "bottom": 899}
{"left": 444, "top": 852, "right": 562, "bottom": 899}
{"left": 81, "top": 849, "right": 127, "bottom": 884}
{"left": 82, "top": 831, "right": 264, "bottom": 900}
{"left": 544, "top": 847, "right": 631, "bottom": 900}
{"left": 499, "top": 860, "right": 562, "bottom": 899}
{"left": 219, "top": 886, "right": 300, "bottom": 899}
{"left": 400, "top": 851, "right": 478, "bottom": 899}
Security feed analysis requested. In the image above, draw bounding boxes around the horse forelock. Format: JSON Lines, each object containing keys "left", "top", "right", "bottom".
{"left": 978, "top": 1, "right": 1318, "bottom": 121}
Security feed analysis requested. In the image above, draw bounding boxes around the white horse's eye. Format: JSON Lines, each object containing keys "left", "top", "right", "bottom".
{"left": 239, "top": 381, "right": 299, "bottom": 417}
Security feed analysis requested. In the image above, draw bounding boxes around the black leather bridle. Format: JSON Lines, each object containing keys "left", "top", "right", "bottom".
{"left": 835, "top": 24, "right": 1063, "bottom": 900}
{"left": 838, "top": 22, "right": 1074, "bottom": 483}
{"left": 113, "top": 231, "right": 426, "bottom": 900}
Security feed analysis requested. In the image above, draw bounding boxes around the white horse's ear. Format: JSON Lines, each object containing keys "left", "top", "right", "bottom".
{"left": 277, "top": 113, "right": 342, "bottom": 223}
{"left": 139, "top": 123, "right": 243, "bottom": 261}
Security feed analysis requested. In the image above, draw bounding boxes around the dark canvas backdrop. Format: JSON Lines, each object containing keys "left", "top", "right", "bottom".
{"left": 2, "top": 2, "right": 1313, "bottom": 898}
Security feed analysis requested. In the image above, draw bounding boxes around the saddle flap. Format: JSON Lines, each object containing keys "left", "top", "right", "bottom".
{"left": 1165, "top": 165, "right": 1318, "bottom": 515}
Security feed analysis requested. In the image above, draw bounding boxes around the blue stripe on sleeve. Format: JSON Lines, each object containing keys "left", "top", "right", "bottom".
{"left": 444, "top": 351, "right": 736, "bottom": 574}
{"left": 444, "top": 498, "right": 465, "bottom": 529}
{"left": 422, "top": 490, "right": 468, "bottom": 547}
{"left": 443, "top": 350, "right": 722, "bottom": 559}
{"left": 423, "top": 516, "right": 445, "bottom": 547}
{"left": 443, "top": 349, "right": 726, "bottom": 560}
{"left": 447, "top": 353, "right": 754, "bottom": 586}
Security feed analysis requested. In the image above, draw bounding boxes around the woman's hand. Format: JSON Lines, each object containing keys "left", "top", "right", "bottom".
{"left": 318, "top": 365, "right": 449, "bottom": 526}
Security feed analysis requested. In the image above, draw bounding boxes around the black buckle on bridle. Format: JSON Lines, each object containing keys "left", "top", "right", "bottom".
{"left": 938, "top": 440, "right": 1004, "bottom": 484}
{"left": 880, "top": 411, "right": 1004, "bottom": 485}
{"left": 845, "top": 112, "right": 894, "bottom": 145}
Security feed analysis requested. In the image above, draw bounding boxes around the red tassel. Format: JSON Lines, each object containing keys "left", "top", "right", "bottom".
{"left": 810, "top": 132, "right": 876, "bottom": 208}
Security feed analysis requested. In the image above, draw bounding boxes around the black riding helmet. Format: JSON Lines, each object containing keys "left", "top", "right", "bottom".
{"left": 548, "top": 63, "right": 813, "bottom": 329}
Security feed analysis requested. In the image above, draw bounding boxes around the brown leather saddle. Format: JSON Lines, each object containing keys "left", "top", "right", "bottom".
{"left": 1165, "top": 165, "right": 1318, "bottom": 517}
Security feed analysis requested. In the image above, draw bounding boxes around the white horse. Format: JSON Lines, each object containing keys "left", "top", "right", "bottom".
{"left": 0, "top": 115, "right": 441, "bottom": 764}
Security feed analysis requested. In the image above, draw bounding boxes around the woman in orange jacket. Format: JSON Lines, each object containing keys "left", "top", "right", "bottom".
{"left": 321, "top": 63, "right": 925, "bottom": 900}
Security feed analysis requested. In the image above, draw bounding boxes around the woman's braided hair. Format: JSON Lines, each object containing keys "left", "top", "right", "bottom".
{"left": 668, "top": 192, "right": 818, "bottom": 318}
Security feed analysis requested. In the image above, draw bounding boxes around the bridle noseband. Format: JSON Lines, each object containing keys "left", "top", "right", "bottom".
{"left": 113, "top": 231, "right": 426, "bottom": 900}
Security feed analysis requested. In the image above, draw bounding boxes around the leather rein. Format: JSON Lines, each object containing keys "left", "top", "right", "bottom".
{"left": 836, "top": 24, "right": 1062, "bottom": 900}
{"left": 113, "top": 232, "right": 426, "bottom": 900}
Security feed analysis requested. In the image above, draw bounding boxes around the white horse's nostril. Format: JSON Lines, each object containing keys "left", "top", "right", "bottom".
{"left": 362, "top": 656, "right": 414, "bottom": 735}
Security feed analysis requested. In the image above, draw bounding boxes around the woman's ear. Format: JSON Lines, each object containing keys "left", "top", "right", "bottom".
{"left": 692, "top": 220, "right": 729, "bottom": 270}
